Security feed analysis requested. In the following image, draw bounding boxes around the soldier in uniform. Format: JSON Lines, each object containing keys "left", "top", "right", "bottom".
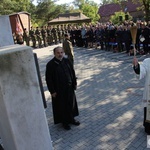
{"left": 41, "top": 26, "right": 47, "bottom": 47}
{"left": 35, "top": 27, "right": 42, "bottom": 48}
{"left": 57, "top": 25, "right": 62, "bottom": 43}
{"left": 63, "top": 33, "right": 74, "bottom": 65}
{"left": 23, "top": 28, "right": 30, "bottom": 46}
{"left": 29, "top": 26, "right": 36, "bottom": 48}
{"left": 51, "top": 26, "right": 57, "bottom": 44}
{"left": 60, "top": 25, "right": 65, "bottom": 42}
{"left": 47, "top": 26, "right": 53, "bottom": 45}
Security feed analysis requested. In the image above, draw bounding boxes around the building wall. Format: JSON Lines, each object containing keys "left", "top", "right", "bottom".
{"left": 9, "top": 12, "right": 30, "bottom": 34}
{"left": 20, "top": 13, "right": 30, "bottom": 31}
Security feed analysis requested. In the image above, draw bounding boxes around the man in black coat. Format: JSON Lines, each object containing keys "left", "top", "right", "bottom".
{"left": 45, "top": 46, "right": 80, "bottom": 130}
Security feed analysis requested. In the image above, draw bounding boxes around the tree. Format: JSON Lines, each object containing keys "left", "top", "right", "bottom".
{"left": 0, "top": 0, "right": 31, "bottom": 15}
{"left": 110, "top": 11, "right": 132, "bottom": 24}
{"left": 81, "top": 2, "right": 100, "bottom": 23}
{"left": 35, "top": 1, "right": 68, "bottom": 26}
{"left": 72, "top": 0, "right": 100, "bottom": 23}
{"left": 132, "top": 0, "right": 150, "bottom": 22}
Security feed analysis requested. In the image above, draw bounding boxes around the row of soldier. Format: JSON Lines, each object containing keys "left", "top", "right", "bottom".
{"left": 14, "top": 25, "right": 69, "bottom": 48}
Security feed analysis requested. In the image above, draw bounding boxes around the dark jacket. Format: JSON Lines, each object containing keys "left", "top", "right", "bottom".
{"left": 45, "top": 57, "right": 79, "bottom": 124}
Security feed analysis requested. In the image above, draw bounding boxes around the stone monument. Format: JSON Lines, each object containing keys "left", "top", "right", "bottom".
{"left": 0, "top": 45, "right": 53, "bottom": 150}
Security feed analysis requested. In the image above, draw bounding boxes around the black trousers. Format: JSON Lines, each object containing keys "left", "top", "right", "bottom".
{"left": 144, "top": 107, "right": 150, "bottom": 134}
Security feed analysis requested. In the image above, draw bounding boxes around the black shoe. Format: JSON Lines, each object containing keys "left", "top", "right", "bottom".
{"left": 63, "top": 124, "right": 71, "bottom": 130}
{"left": 71, "top": 120, "right": 80, "bottom": 126}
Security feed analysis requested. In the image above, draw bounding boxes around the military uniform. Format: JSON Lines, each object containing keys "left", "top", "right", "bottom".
{"left": 60, "top": 25, "right": 65, "bottom": 42}
{"left": 47, "top": 26, "right": 53, "bottom": 45}
{"left": 57, "top": 26, "right": 62, "bottom": 43}
{"left": 51, "top": 26, "right": 57, "bottom": 44}
{"left": 63, "top": 34, "right": 74, "bottom": 65}
{"left": 35, "top": 27, "right": 42, "bottom": 48}
{"left": 41, "top": 26, "right": 47, "bottom": 47}
{"left": 29, "top": 27, "right": 36, "bottom": 48}
{"left": 23, "top": 28, "right": 30, "bottom": 46}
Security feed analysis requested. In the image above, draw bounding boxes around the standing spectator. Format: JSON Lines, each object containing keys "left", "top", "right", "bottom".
{"left": 45, "top": 46, "right": 80, "bottom": 130}
{"left": 94, "top": 26, "right": 101, "bottom": 49}
{"left": 140, "top": 23, "right": 150, "bottom": 54}
{"left": 81, "top": 25, "right": 87, "bottom": 48}
{"left": 70, "top": 26, "right": 77, "bottom": 47}
{"left": 85, "top": 26, "right": 94, "bottom": 48}
{"left": 99, "top": 25, "right": 105, "bottom": 50}
{"left": 136, "top": 21, "right": 142, "bottom": 52}
{"left": 122, "top": 25, "right": 132, "bottom": 54}
{"left": 103, "top": 25, "right": 110, "bottom": 50}
{"left": 115, "top": 25, "right": 123, "bottom": 52}
{"left": 63, "top": 33, "right": 74, "bottom": 65}
{"left": 76, "top": 26, "right": 82, "bottom": 47}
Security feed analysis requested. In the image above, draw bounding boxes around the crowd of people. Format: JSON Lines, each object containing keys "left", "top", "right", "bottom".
{"left": 14, "top": 20, "right": 150, "bottom": 55}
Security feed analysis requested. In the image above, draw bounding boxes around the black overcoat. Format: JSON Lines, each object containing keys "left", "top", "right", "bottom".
{"left": 45, "top": 57, "right": 79, "bottom": 124}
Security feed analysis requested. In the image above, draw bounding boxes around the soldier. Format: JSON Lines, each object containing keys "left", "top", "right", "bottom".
{"left": 51, "top": 26, "right": 58, "bottom": 44}
{"left": 29, "top": 26, "right": 36, "bottom": 48}
{"left": 60, "top": 25, "right": 65, "bottom": 42}
{"left": 63, "top": 33, "right": 74, "bottom": 65}
{"left": 35, "top": 27, "right": 42, "bottom": 48}
{"left": 23, "top": 28, "right": 30, "bottom": 46}
{"left": 47, "top": 26, "right": 53, "bottom": 46}
{"left": 41, "top": 26, "right": 47, "bottom": 47}
{"left": 57, "top": 25, "right": 62, "bottom": 43}
{"left": 64, "top": 24, "right": 68, "bottom": 34}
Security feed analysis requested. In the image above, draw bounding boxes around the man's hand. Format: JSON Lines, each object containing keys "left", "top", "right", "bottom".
{"left": 133, "top": 57, "right": 138, "bottom": 66}
{"left": 51, "top": 92, "right": 57, "bottom": 98}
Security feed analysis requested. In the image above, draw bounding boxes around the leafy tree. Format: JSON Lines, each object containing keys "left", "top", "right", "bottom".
{"left": 72, "top": 0, "right": 100, "bottom": 23}
{"left": 81, "top": 2, "right": 100, "bottom": 23}
{"left": 35, "top": 1, "right": 68, "bottom": 26}
{"left": 132, "top": 0, "right": 150, "bottom": 22}
{"left": 0, "top": 0, "right": 31, "bottom": 15}
{"left": 110, "top": 11, "right": 132, "bottom": 24}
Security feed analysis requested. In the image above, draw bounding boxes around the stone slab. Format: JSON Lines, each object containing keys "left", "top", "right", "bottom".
{"left": 0, "top": 45, "right": 53, "bottom": 150}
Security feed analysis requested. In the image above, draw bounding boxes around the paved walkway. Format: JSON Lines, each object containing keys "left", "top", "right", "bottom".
{"left": 34, "top": 45, "right": 150, "bottom": 150}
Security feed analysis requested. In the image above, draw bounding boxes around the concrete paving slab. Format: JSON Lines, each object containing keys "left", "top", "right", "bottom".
{"left": 32, "top": 45, "right": 150, "bottom": 150}
{"left": 2, "top": 44, "right": 149, "bottom": 150}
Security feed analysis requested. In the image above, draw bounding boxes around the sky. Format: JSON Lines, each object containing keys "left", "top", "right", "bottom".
{"left": 55, "top": 0, "right": 102, "bottom": 5}
{"left": 33, "top": 0, "right": 102, "bottom": 5}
